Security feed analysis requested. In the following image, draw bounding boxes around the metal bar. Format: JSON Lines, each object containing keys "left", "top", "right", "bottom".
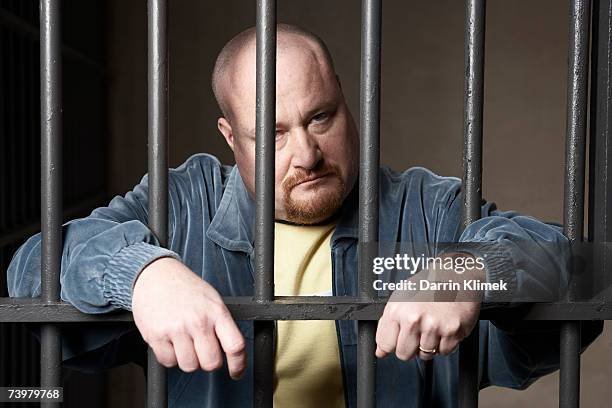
{"left": 39, "top": 0, "right": 62, "bottom": 406}
{"left": 147, "top": 0, "right": 168, "bottom": 407}
{"left": 561, "top": 1, "right": 591, "bottom": 407}
{"left": 3, "top": 298, "right": 612, "bottom": 322}
{"left": 589, "top": 0, "right": 612, "bottom": 301}
{"left": 253, "top": 1, "right": 276, "bottom": 407}
{"left": 459, "top": 0, "right": 486, "bottom": 407}
{"left": 358, "top": 0, "right": 381, "bottom": 407}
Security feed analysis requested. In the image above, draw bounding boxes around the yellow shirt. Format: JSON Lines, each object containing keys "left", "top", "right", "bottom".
{"left": 273, "top": 220, "right": 345, "bottom": 408}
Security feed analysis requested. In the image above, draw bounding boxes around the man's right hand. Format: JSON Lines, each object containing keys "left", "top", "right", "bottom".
{"left": 132, "top": 257, "right": 246, "bottom": 379}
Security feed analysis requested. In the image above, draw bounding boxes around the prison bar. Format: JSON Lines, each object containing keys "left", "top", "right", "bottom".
{"left": 357, "top": 0, "right": 382, "bottom": 407}
{"left": 458, "top": 0, "right": 486, "bottom": 407}
{"left": 253, "top": 0, "right": 277, "bottom": 407}
{"left": 3, "top": 297, "right": 612, "bottom": 322}
{"left": 561, "top": 1, "right": 591, "bottom": 407}
{"left": 589, "top": 0, "right": 612, "bottom": 302}
{"left": 39, "top": 0, "right": 62, "bottom": 407}
{"left": 146, "top": 0, "right": 169, "bottom": 407}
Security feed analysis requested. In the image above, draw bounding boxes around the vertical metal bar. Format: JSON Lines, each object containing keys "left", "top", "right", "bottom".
{"left": 358, "top": 0, "right": 381, "bottom": 407}
{"left": 561, "top": 1, "right": 591, "bottom": 407}
{"left": 40, "top": 1, "right": 62, "bottom": 407}
{"left": 459, "top": 0, "right": 486, "bottom": 407}
{"left": 253, "top": 1, "right": 276, "bottom": 407}
{"left": 589, "top": 0, "right": 612, "bottom": 300}
{"left": 147, "top": 0, "right": 168, "bottom": 407}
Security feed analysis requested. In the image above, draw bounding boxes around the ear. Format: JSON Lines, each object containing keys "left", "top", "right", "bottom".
{"left": 218, "top": 117, "right": 235, "bottom": 151}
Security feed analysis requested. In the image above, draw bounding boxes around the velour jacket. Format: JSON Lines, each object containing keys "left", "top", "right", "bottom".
{"left": 7, "top": 153, "right": 603, "bottom": 408}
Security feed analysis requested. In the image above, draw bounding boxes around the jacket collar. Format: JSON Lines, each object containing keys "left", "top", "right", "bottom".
{"left": 206, "top": 165, "right": 359, "bottom": 254}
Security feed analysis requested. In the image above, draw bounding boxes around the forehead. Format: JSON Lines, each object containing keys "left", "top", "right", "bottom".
{"left": 227, "top": 36, "right": 338, "bottom": 122}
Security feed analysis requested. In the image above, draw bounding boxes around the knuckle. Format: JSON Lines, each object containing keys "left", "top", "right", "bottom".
{"left": 420, "top": 318, "right": 439, "bottom": 333}
{"left": 443, "top": 321, "right": 462, "bottom": 337}
{"left": 377, "top": 340, "right": 394, "bottom": 354}
{"left": 202, "top": 358, "right": 223, "bottom": 372}
{"left": 169, "top": 320, "right": 188, "bottom": 335}
{"left": 208, "top": 300, "right": 228, "bottom": 317}
{"left": 159, "top": 358, "right": 175, "bottom": 368}
{"left": 226, "top": 338, "right": 246, "bottom": 355}
{"left": 148, "top": 328, "right": 168, "bottom": 343}
{"left": 179, "top": 362, "right": 199, "bottom": 373}
{"left": 395, "top": 350, "right": 412, "bottom": 361}
{"left": 152, "top": 349, "right": 175, "bottom": 368}
{"left": 191, "top": 314, "right": 210, "bottom": 331}
{"left": 402, "top": 314, "right": 420, "bottom": 328}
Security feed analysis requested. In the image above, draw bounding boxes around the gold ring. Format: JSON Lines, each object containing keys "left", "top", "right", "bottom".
{"left": 418, "top": 345, "right": 437, "bottom": 354}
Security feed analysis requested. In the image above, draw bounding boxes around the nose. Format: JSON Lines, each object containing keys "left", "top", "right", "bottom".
{"left": 290, "top": 128, "right": 322, "bottom": 170}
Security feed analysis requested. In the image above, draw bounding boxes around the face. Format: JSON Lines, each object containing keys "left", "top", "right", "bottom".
{"left": 217, "top": 36, "right": 359, "bottom": 224}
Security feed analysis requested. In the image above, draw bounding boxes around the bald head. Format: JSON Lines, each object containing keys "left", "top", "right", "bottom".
{"left": 211, "top": 23, "right": 336, "bottom": 121}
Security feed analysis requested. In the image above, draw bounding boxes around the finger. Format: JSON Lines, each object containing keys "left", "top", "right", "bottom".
{"left": 375, "top": 318, "right": 400, "bottom": 358}
{"left": 438, "top": 336, "right": 460, "bottom": 356}
{"left": 172, "top": 334, "right": 200, "bottom": 372}
{"left": 418, "top": 327, "right": 441, "bottom": 361}
{"left": 215, "top": 314, "right": 247, "bottom": 379}
{"left": 394, "top": 325, "right": 419, "bottom": 361}
{"left": 150, "top": 339, "right": 177, "bottom": 368}
{"left": 194, "top": 332, "right": 223, "bottom": 372}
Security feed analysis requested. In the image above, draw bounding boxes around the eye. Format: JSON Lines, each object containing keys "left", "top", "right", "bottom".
{"left": 311, "top": 112, "right": 329, "bottom": 123}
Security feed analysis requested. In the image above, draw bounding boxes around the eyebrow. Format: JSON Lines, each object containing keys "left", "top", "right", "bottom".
{"left": 301, "top": 99, "right": 338, "bottom": 122}
{"left": 245, "top": 97, "right": 339, "bottom": 137}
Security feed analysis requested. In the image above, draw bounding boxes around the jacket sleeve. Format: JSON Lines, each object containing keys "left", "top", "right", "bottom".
{"left": 8, "top": 173, "right": 181, "bottom": 313}
{"left": 417, "top": 167, "right": 604, "bottom": 390}
{"left": 6, "top": 173, "right": 184, "bottom": 366}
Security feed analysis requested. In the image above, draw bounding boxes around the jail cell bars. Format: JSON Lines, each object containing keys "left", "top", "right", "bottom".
{"left": 0, "top": 0, "right": 109, "bottom": 406}
{"left": 39, "top": 1, "right": 62, "bottom": 407}
{"left": 0, "top": 0, "right": 609, "bottom": 408}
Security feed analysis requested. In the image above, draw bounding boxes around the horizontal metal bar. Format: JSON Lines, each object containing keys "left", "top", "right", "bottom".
{"left": 1, "top": 298, "right": 611, "bottom": 322}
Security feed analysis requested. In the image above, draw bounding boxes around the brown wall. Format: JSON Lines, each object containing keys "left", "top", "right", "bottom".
{"left": 106, "top": 0, "right": 610, "bottom": 406}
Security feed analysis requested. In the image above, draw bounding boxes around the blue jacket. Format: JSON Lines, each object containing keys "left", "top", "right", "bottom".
{"left": 7, "top": 153, "right": 603, "bottom": 407}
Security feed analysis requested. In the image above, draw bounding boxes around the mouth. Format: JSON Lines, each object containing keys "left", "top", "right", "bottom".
{"left": 297, "top": 173, "right": 330, "bottom": 186}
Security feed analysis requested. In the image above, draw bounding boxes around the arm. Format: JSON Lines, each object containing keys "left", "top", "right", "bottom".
{"left": 375, "top": 167, "right": 603, "bottom": 389}
{"left": 426, "top": 168, "right": 603, "bottom": 389}
{"left": 7, "top": 173, "right": 179, "bottom": 314}
{"left": 6, "top": 155, "right": 247, "bottom": 377}
{"left": 6, "top": 173, "right": 180, "bottom": 366}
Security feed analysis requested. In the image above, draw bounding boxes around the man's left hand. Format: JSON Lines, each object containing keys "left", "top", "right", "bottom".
{"left": 375, "top": 299, "right": 480, "bottom": 361}
{"left": 375, "top": 252, "right": 484, "bottom": 361}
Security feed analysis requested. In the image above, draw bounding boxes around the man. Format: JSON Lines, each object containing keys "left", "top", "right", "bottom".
{"left": 7, "top": 24, "right": 603, "bottom": 407}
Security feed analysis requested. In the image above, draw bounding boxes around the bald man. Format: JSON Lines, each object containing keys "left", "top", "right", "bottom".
{"left": 8, "top": 24, "right": 603, "bottom": 408}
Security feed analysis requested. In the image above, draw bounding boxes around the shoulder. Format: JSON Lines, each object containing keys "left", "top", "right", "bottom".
{"left": 380, "top": 165, "right": 461, "bottom": 196}
{"left": 168, "top": 153, "right": 232, "bottom": 184}
{"left": 163, "top": 153, "right": 234, "bottom": 205}
{"left": 170, "top": 153, "right": 230, "bottom": 176}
